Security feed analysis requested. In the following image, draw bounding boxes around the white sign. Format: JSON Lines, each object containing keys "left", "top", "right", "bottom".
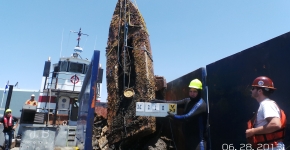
{"left": 136, "top": 102, "right": 177, "bottom": 117}
{"left": 144, "top": 102, "right": 152, "bottom": 112}
{"left": 136, "top": 102, "right": 144, "bottom": 112}
{"left": 151, "top": 103, "right": 160, "bottom": 112}
{"left": 159, "top": 104, "right": 168, "bottom": 113}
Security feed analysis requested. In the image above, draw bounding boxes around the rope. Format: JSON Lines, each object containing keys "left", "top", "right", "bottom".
{"left": 117, "top": 0, "right": 122, "bottom": 65}
{"left": 127, "top": 9, "right": 149, "bottom": 35}
{"left": 139, "top": 14, "right": 149, "bottom": 34}
{"left": 106, "top": 41, "right": 118, "bottom": 57}
{"left": 123, "top": 0, "right": 128, "bottom": 90}
{"left": 126, "top": 47, "right": 132, "bottom": 88}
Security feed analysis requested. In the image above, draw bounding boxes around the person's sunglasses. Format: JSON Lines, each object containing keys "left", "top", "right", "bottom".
{"left": 251, "top": 87, "right": 256, "bottom": 91}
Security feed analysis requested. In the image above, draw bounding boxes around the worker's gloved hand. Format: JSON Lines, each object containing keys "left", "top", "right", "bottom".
{"left": 166, "top": 111, "right": 175, "bottom": 120}
{"left": 150, "top": 99, "right": 165, "bottom": 103}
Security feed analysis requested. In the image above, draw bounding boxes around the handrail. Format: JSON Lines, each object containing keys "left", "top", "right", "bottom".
{"left": 54, "top": 72, "right": 85, "bottom": 76}
{"left": 43, "top": 72, "right": 86, "bottom": 91}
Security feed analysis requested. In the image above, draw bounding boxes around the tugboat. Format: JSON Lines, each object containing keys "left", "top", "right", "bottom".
{"left": 37, "top": 28, "right": 91, "bottom": 126}
{"left": 15, "top": 28, "right": 102, "bottom": 150}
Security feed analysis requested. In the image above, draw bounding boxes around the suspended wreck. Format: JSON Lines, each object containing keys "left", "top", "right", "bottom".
{"left": 103, "top": 0, "right": 161, "bottom": 148}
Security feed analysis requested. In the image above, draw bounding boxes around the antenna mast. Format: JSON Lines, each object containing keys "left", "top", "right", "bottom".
{"left": 70, "top": 28, "right": 89, "bottom": 54}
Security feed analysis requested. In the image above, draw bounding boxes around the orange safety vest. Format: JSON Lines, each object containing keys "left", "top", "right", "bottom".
{"left": 247, "top": 102, "right": 286, "bottom": 148}
{"left": 26, "top": 100, "right": 37, "bottom": 106}
{"left": 4, "top": 116, "right": 12, "bottom": 128}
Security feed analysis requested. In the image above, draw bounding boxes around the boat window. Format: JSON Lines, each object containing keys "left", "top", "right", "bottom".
{"left": 53, "top": 66, "right": 59, "bottom": 77}
{"left": 83, "top": 64, "right": 88, "bottom": 74}
{"left": 60, "top": 61, "right": 68, "bottom": 72}
{"left": 69, "top": 62, "right": 83, "bottom": 73}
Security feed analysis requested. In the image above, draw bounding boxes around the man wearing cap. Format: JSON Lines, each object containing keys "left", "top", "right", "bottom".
{"left": 0, "top": 109, "right": 19, "bottom": 150}
{"left": 25, "top": 94, "right": 38, "bottom": 106}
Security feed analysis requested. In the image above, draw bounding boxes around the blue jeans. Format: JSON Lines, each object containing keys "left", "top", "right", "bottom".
{"left": 4, "top": 131, "right": 13, "bottom": 150}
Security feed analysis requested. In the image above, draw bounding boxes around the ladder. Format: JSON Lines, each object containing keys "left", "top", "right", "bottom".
{"left": 67, "top": 126, "right": 77, "bottom": 146}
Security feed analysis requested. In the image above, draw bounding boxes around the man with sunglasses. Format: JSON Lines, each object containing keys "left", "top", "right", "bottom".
{"left": 0, "top": 109, "right": 19, "bottom": 150}
{"left": 151, "top": 79, "right": 207, "bottom": 150}
{"left": 246, "top": 76, "right": 286, "bottom": 150}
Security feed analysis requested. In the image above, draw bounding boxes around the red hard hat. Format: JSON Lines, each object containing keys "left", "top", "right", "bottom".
{"left": 252, "top": 76, "right": 276, "bottom": 90}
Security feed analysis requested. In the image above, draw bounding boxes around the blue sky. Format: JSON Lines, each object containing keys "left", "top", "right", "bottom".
{"left": 1, "top": 1, "right": 290, "bottom": 102}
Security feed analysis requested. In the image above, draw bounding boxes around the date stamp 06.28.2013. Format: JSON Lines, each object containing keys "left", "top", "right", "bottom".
{"left": 222, "top": 143, "right": 279, "bottom": 150}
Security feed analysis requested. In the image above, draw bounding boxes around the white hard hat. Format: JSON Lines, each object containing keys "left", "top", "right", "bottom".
{"left": 31, "top": 94, "right": 35, "bottom": 97}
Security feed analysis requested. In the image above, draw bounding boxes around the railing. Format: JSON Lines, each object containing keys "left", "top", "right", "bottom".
{"left": 44, "top": 72, "right": 85, "bottom": 92}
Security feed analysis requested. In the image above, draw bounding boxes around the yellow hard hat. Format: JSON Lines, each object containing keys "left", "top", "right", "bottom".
{"left": 188, "top": 79, "right": 202, "bottom": 90}
{"left": 5, "top": 109, "right": 12, "bottom": 113}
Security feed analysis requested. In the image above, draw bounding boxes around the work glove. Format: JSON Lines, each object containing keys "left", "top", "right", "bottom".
{"left": 150, "top": 99, "right": 165, "bottom": 103}
{"left": 166, "top": 111, "right": 175, "bottom": 120}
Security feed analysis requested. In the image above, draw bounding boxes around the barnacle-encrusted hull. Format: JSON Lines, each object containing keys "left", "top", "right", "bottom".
{"left": 106, "top": 0, "right": 156, "bottom": 144}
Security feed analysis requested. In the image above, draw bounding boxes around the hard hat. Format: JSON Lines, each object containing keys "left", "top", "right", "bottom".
{"left": 5, "top": 109, "right": 12, "bottom": 113}
{"left": 252, "top": 76, "right": 276, "bottom": 90}
{"left": 31, "top": 94, "right": 35, "bottom": 97}
{"left": 188, "top": 79, "right": 202, "bottom": 90}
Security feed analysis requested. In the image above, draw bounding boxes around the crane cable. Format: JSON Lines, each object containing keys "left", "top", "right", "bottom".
{"left": 123, "top": 0, "right": 128, "bottom": 90}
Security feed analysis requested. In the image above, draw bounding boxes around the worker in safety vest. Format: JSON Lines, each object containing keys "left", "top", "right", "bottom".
{"left": 0, "top": 109, "right": 19, "bottom": 150}
{"left": 151, "top": 79, "right": 208, "bottom": 150}
{"left": 25, "top": 94, "right": 38, "bottom": 106}
{"left": 246, "top": 76, "right": 286, "bottom": 150}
